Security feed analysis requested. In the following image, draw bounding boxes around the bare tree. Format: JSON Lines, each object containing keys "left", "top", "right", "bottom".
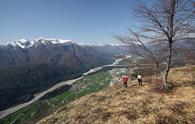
{"left": 116, "top": 0, "right": 195, "bottom": 91}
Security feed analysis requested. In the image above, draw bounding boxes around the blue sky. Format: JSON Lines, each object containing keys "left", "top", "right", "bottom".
{"left": 0, "top": 0, "right": 151, "bottom": 44}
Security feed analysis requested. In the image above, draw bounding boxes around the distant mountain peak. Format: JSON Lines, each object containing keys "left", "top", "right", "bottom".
{"left": 7, "top": 38, "right": 75, "bottom": 49}
{"left": 10, "top": 39, "right": 34, "bottom": 49}
{"left": 35, "top": 37, "right": 74, "bottom": 44}
{"left": 4, "top": 37, "right": 128, "bottom": 49}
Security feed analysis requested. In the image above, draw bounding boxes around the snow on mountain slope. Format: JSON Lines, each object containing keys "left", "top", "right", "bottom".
{"left": 10, "top": 39, "right": 34, "bottom": 49}
{"left": 34, "top": 38, "right": 74, "bottom": 46}
{"left": 4, "top": 37, "right": 128, "bottom": 49}
{"left": 7, "top": 38, "right": 74, "bottom": 49}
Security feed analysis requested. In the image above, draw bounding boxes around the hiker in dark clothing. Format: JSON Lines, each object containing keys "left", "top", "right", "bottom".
{"left": 137, "top": 74, "right": 143, "bottom": 86}
{"left": 122, "top": 75, "right": 129, "bottom": 88}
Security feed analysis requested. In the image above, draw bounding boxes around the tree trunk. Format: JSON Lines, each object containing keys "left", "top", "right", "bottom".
{"left": 162, "top": 0, "right": 175, "bottom": 92}
{"left": 162, "top": 40, "right": 173, "bottom": 91}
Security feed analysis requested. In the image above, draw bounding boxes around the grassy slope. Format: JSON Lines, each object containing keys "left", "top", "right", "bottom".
{"left": 38, "top": 65, "right": 195, "bottom": 124}
{"left": 0, "top": 71, "right": 112, "bottom": 124}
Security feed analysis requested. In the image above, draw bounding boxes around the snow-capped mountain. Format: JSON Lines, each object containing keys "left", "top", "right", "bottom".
{"left": 34, "top": 38, "right": 74, "bottom": 46}
{"left": 5, "top": 37, "right": 128, "bottom": 50}
{"left": 7, "top": 38, "right": 74, "bottom": 49}
{"left": 9, "top": 39, "right": 34, "bottom": 49}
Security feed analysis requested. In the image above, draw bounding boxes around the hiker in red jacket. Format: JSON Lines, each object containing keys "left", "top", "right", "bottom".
{"left": 122, "top": 75, "right": 129, "bottom": 88}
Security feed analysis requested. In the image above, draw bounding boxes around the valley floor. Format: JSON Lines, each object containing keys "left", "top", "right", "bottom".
{"left": 38, "top": 65, "right": 195, "bottom": 124}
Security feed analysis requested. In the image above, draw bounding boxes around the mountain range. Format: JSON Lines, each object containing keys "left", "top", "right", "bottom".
{"left": 0, "top": 37, "right": 194, "bottom": 111}
{"left": 0, "top": 38, "right": 129, "bottom": 110}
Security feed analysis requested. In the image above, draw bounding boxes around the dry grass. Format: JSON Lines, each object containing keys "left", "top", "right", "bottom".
{"left": 37, "top": 65, "right": 195, "bottom": 124}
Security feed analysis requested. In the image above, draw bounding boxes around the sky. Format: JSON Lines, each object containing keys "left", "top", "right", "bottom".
{"left": 0, "top": 0, "right": 152, "bottom": 44}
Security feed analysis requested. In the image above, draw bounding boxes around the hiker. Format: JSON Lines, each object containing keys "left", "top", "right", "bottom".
{"left": 137, "top": 74, "right": 143, "bottom": 86}
{"left": 122, "top": 75, "right": 129, "bottom": 88}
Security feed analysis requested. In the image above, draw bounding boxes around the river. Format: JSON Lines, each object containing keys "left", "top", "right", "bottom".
{"left": 0, "top": 55, "right": 131, "bottom": 120}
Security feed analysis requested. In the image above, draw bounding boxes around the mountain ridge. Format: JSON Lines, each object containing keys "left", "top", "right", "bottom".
{"left": 0, "top": 39, "right": 129, "bottom": 111}
{"left": 2, "top": 38, "right": 125, "bottom": 49}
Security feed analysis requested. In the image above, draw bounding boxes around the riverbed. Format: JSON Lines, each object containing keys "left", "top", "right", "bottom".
{"left": 0, "top": 55, "right": 132, "bottom": 119}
